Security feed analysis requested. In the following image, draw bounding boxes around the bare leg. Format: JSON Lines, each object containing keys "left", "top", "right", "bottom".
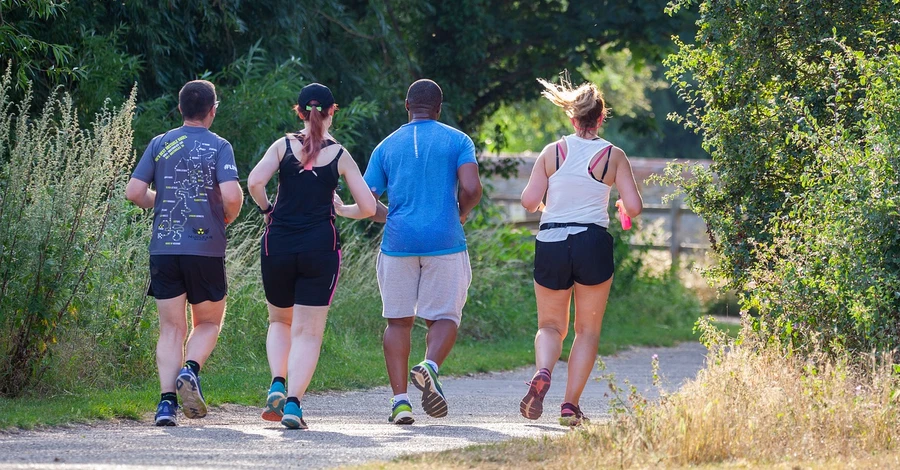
{"left": 266, "top": 303, "right": 293, "bottom": 380}
{"left": 423, "top": 319, "right": 458, "bottom": 367}
{"left": 183, "top": 298, "right": 226, "bottom": 368}
{"left": 285, "top": 305, "right": 330, "bottom": 401}
{"left": 384, "top": 317, "right": 415, "bottom": 395}
{"left": 156, "top": 295, "right": 188, "bottom": 393}
{"left": 534, "top": 282, "right": 573, "bottom": 372}
{"left": 564, "top": 279, "right": 612, "bottom": 406}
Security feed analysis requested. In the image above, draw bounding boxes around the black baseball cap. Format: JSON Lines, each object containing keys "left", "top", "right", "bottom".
{"left": 297, "top": 83, "right": 335, "bottom": 110}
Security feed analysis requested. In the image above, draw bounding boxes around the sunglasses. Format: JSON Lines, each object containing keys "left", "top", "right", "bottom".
{"left": 305, "top": 105, "right": 323, "bottom": 112}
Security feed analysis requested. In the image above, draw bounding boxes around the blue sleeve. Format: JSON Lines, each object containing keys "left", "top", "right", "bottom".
{"left": 363, "top": 146, "right": 387, "bottom": 196}
{"left": 457, "top": 134, "right": 477, "bottom": 168}
{"left": 215, "top": 141, "right": 240, "bottom": 183}
{"left": 131, "top": 139, "right": 157, "bottom": 183}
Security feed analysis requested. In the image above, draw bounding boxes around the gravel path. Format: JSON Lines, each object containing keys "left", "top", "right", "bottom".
{"left": 0, "top": 342, "right": 707, "bottom": 469}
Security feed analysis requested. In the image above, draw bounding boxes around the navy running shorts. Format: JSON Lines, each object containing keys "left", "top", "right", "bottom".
{"left": 148, "top": 255, "right": 227, "bottom": 304}
{"left": 261, "top": 250, "right": 342, "bottom": 308}
{"left": 533, "top": 225, "right": 615, "bottom": 290}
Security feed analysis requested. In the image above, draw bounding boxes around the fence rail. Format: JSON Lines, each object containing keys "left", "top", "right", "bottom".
{"left": 495, "top": 196, "right": 706, "bottom": 263}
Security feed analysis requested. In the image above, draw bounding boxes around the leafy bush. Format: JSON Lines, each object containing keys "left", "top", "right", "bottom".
{"left": 0, "top": 70, "right": 149, "bottom": 397}
{"left": 662, "top": 0, "right": 900, "bottom": 353}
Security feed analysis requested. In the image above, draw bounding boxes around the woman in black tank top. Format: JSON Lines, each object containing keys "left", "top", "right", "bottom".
{"left": 247, "top": 83, "right": 376, "bottom": 430}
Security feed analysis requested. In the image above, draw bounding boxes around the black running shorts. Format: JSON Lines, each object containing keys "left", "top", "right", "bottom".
{"left": 261, "top": 250, "right": 341, "bottom": 308}
{"left": 148, "top": 255, "right": 227, "bottom": 304}
{"left": 533, "top": 225, "right": 615, "bottom": 290}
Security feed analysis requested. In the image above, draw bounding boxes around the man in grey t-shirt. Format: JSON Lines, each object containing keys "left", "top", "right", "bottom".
{"left": 126, "top": 80, "right": 242, "bottom": 426}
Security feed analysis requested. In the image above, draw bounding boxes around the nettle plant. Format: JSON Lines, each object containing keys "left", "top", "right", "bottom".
{"left": 659, "top": 0, "right": 900, "bottom": 353}
{"left": 0, "top": 70, "right": 149, "bottom": 397}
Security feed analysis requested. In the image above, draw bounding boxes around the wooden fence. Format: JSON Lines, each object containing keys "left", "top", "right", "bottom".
{"left": 493, "top": 196, "right": 708, "bottom": 264}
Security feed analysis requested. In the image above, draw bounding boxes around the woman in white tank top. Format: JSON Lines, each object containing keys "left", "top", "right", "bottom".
{"left": 518, "top": 76, "right": 643, "bottom": 426}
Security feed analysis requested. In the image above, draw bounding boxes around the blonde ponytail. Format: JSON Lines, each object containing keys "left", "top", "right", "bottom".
{"left": 538, "top": 75, "right": 607, "bottom": 128}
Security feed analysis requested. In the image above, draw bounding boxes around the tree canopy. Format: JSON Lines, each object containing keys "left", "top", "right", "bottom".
{"left": 1, "top": 0, "right": 696, "bottom": 168}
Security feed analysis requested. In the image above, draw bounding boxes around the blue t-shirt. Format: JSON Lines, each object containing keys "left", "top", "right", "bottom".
{"left": 364, "top": 120, "right": 477, "bottom": 256}
{"left": 132, "top": 126, "right": 239, "bottom": 257}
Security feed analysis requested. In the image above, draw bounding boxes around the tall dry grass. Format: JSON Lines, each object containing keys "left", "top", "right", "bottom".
{"left": 585, "top": 319, "right": 900, "bottom": 467}
{"left": 392, "top": 318, "right": 900, "bottom": 469}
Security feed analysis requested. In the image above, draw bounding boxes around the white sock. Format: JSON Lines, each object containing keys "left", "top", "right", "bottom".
{"left": 424, "top": 359, "right": 439, "bottom": 375}
{"left": 393, "top": 393, "right": 410, "bottom": 404}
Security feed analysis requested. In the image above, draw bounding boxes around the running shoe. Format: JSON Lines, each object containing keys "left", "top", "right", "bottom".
{"left": 281, "top": 401, "right": 308, "bottom": 430}
{"left": 520, "top": 368, "right": 552, "bottom": 420}
{"left": 388, "top": 398, "right": 415, "bottom": 425}
{"left": 410, "top": 362, "right": 448, "bottom": 418}
{"left": 559, "top": 402, "right": 590, "bottom": 427}
{"left": 154, "top": 399, "right": 177, "bottom": 426}
{"left": 262, "top": 382, "right": 286, "bottom": 422}
{"left": 176, "top": 366, "right": 207, "bottom": 419}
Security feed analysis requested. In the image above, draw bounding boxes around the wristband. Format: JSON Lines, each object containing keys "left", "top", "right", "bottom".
{"left": 257, "top": 203, "right": 274, "bottom": 215}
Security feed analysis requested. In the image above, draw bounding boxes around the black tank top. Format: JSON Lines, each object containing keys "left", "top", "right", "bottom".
{"left": 262, "top": 136, "right": 342, "bottom": 255}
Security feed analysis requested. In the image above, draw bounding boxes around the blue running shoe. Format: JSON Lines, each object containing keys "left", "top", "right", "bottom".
{"left": 388, "top": 398, "right": 415, "bottom": 425}
{"left": 410, "top": 362, "right": 448, "bottom": 418}
{"left": 154, "top": 399, "right": 177, "bottom": 426}
{"left": 176, "top": 366, "right": 207, "bottom": 419}
{"left": 262, "top": 382, "right": 286, "bottom": 422}
{"left": 281, "top": 401, "right": 308, "bottom": 430}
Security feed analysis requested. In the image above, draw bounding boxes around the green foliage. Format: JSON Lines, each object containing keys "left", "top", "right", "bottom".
{"left": 478, "top": 48, "right": 666, "bottom": 154}
{"left": 0, "top": 70, "right": 146, "bottom": 397}
{"left": 662, "top": 0, "right": 900, "bottom": 353}
{"left": 0, "top": 1, "right": 76, "bottom": 87}
{"left": 0, "top": 0, "right": 697, "bottom": 162}
{"left": 133, "top": 45, "right": 379, "bottom": 178}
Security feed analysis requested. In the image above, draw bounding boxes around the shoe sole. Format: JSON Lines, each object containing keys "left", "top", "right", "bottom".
{"left": 282, "top": 414, "right": 308, "bottom": 430}
{"left": 155, "top": 417, "right": 176, "bottom": 426}
{"left": 520, "top": 373, "right": 551, "bottom": 420}
{"left": 410, "top": 365, "right": 448, "bottom": 418}
{"left": 389, "top": 410, "right": 415, "bottom": 425}
{"left": 176, "top": 372, "right": 208, "bottom": 419}
{"left": 262, "top": 391, "right": 285, "bottom": 422}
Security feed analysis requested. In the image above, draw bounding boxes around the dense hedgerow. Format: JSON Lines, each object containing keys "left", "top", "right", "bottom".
{"left": 661, "top": 0, "right": 900, "bottom": 353}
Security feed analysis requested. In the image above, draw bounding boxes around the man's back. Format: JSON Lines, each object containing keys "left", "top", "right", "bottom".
{"left": 365, "top": 120, "right": 477, "bottom": 256}
{"left": 132, "top": 125, "right": 238, "bottom": 256}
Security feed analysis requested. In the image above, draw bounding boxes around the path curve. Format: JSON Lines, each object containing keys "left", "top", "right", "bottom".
{"left": 0, "top": 342, "right": 707, "bottom": 469}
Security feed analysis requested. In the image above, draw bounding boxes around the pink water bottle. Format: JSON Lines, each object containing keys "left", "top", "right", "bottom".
{"left": 616, "top": 199, "right": 632, "bottom": 230}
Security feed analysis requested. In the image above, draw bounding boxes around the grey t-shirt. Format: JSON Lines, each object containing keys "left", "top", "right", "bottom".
{"left": 132, "top": 126, "right": 239, "bottom": 256}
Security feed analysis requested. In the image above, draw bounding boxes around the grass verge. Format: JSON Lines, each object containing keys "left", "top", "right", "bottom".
{"left": 0, "top": 271, "right": 705, "bottom": 430}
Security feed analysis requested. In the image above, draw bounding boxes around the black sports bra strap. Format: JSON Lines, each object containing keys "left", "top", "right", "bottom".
{"left": 600, "top": 145, "right": 613, "bottom": 180}
{"left": 555, "top": 142, "right": 560, "bottom": 170}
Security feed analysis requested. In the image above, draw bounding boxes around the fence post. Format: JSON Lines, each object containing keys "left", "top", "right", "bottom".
{"left": 669, "top": 197, "right": 682, "bottom": 268}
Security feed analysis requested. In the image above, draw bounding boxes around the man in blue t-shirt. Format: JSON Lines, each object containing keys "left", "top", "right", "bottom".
{"left": 126, "top": 80, "right": 243, "bottom": 426}
{"left": 363, "top": 79, "right": 482, "bottom": 424}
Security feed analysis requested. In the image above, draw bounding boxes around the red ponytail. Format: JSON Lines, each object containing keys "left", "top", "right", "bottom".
{"left": 294, "top": 103, "right": 331, "bottom": 170}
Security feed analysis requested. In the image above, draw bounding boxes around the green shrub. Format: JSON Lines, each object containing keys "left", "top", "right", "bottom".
{"left": 0, "top": 70, "right": 149, "bottom": 397}
{"left": 662, "top": 0, "right": 900, "bottom": 353}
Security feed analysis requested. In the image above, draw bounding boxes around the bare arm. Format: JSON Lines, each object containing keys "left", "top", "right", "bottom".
{"left": 611, "top": 149, "right": 643, "bottom": 217}
{"left": 125, "top": 178, "right": 156, "bottom": 209}
{"left": 369, "top": 194, "right": 388, "bottom": 224}
{"left": 247, "top": 139, "right": 283, "bottom": 213}
{"left": 521, "top": 144, "right": 554, "bottom": 213}
{"left": 334, "top": 151, "right": 377, "bottom": 219}
{"left": 220, "top": 180, "right": 243, "bottom": 224}
{"left": 457, "top": 162, "right": 482, "bottom": 223}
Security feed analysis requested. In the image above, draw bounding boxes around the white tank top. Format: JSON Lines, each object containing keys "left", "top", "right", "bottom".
{"left": 537, "top": 135, "right": 613, "bottom": 242}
